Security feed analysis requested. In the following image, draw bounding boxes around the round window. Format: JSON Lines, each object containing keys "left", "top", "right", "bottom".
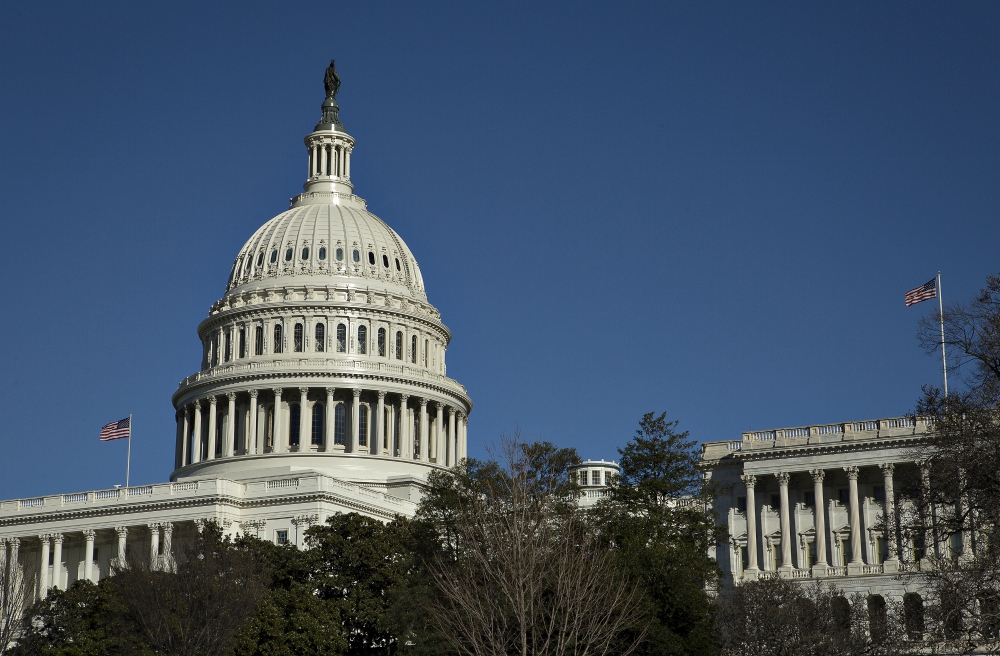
{"left": 395, "top": 257, "right": 401, "bottom": 271}
{"left": 318, "top": 246, "right": 327, "bottom": 260}
{"left": 301, "top": 247, "right": 309, "bottom": 260}
{"left": 270, "top": 250, "right": 278, "bottom": 264}
{"left": 368, "top": 251, "right": 376, "bottom": 265}
{"left": 382, "top": 254, "right": 389, "bottom": 268}
{"left": 352, "top": 249, "right": 360, "bottom": 263}
{"left": 284, "top": 248, "right": 293, "bottom": 262}
{"left": 336, "top": 247, "right": 344, "bottom": 261}
{"left": 256, "top": 252, "right": 264, "bottom": 267}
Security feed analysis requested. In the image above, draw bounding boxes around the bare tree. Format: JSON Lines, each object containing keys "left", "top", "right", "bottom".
{"left": 109, "top": 523, "right": 267, "bottom": 656}
{"left": 422, "top": 434, "right": 647, "bottom": 656}
{"left": 0, "top": 544, "right": 36, "bottom": 655}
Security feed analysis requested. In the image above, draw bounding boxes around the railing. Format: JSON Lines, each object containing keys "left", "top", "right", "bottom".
{"left": 171, "top": 482, "right": 198, "bottom": 492}
{"left": 782, "top": 428, "right": 810, "bottom": 438}
{"left": 62, "top": 493, "right": 88, "bottom": 503}
{"left": 791, "top": 569, "right": 812, "bottom": 579}
{"left": 127, "top": 486, "right": 153, "bottom": 497}
{"left": 266, "top": 478, "right": 299, "bottom": 489}
{"left": 852, "top": 421, "right": 878, "bottom": 432}
{"left": 729, "top": 441, "right": 743, "bottom": 451}
{"left": 749, "top": 431, "right": 776, "bottom": 440}
{"left": 826, "top": 566, "right": 847, "bottom": 576}
{"left": 19, "top": 498, "right": 44, "bottom": 509}
{"left": 861, "top": 564, "right": 884, "bottom": 575}
{"left": 886, "top": 417, "right": 915, "bottom": 429}
{"left": 95, "top": 489, "right": 120, "bottom": 500}
{"left": 817, "top": 424, "right": 844, "bottom": 435}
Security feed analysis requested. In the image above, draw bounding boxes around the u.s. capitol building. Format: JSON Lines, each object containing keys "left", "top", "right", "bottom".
{"left": 0, "top": 65, "right": 938, "bottom": 615}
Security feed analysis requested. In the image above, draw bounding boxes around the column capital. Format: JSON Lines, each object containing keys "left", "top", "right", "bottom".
{"left": 115, "top": 526, "right": 129, "bottom": 538}
{"left": 82, "top": 529, "right": 96, "bottom": 540}
{"left": 457, "top": 411, "right": 466, "bottom": 420}
{"left": 419, "top": 397, "right": 428, "bottom": 408}
{"left": 209, "top": 396, "right": 218, "bottom": 406}
{"left": 879, "top": 462, "right": 895, "bottom": 476}
{"left": 38, "top": 534, "right": 51, "bottom": 544}
{"left": 844, "top": 466, "right": 860, "bottom": 480}
{"left": 272, "top": 387, "right": 283, "bottom": 398}
{"left": 147, "top": 523, "right": 160, "bottom": 531}
{"left": 400, "top": 394, "right": 410, "bottom": 403}
{"left": 51, "top": 533, "right": 64, "bottom": 545}
{"left": 775, "top": 472, "right": 790, "bottom": 486}
{"left": 809, "top": 469, "right": 825, "bottom": 483}
{"left": 161, "top": 522, "right": 174, "bottom": 534}
{"left": 447, "top": 406, "right": 456, "bottom": 417}
{"left": 249, "top": 389, "right": 259, "bottom": 398}
{"left": 740, "top": 473, "right": 757, "bottom": 487}
{"left": 325, "top": 387, "right": 336, "bottom": 395}
{"left": 194, "top": 399, "right": 201, "bottom": 409}
{"left": 377, "top": 390, "right": 387, "bottom": 399}
{"left": 299, "top": 386, "right": 310, "bottom": 395}
{"left": 435, "top": 401, "right": 443, "bottom": 410}
{"left": 352, "top": 388, "right": 362, "bottom": 399}
{"left": 226, "top": 392, "right": 237, "bottom": 401}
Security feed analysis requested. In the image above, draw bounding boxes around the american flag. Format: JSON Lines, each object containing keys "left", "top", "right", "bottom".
{"left": 905, "top": 278, "right": 937, "bottom": 307}
{"left": 99, "top": 416, "right": 131, "bottom": 441}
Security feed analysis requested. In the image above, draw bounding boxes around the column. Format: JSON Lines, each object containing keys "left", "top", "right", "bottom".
{"left": 83, "top": 530, "right": 95, "bottom": 582}
{"left": 175, "top": 410, "right": 185, "bottom": 469}
{"left": 350, "top": 389, "right": 361, "bottom": 453}
{"left": 741, "top": 474, "right": 759, "bottom": 575}
{"left": 0, "top": 539, "right": 7, "bottom": 592}
{"left": 345, "top": 145, "right": 351, "bottom": 179}
{"left": 180, "top": 406, "right": 190, "bottom": 466}
{"left": 148, "top": 524, "right": 160, "bottom": 569}
{"left": 8, "top": 538, "right": 20, "bottom": 582}
{"left": 298, "top": 387, "right": 310, "bottom": 449}
{"left": 115, "top": 526, "right": 128, "bottom": 566}
{"left": 191, "top": 400, "right": 203, "bottom": 464}
{"left": 434, "top": 403, "right": 444, "bottom": 464}
{"left": 458, "top": 413, "right": 467, "bottom": 461}
{"left": 919, "top": 462, "right": 933, "bottom": 566}
{"left": 319, "top": 142, "right": 328, "bottom": 176}
{"left": 398, "top": 395, "right": 410, "bottom": 458}
{"left": 224, "top": 393, "right": 237, "bottom": 457}
{"left": 324, "top": 388, "right": 335, "bottom": 452}
{"left": 373, "top": 391, "right": 386, "bottom": 456}
{"left": 248, "top": 390, "right": 259, "bottom": 455}
{"left": 272, "top": 388, "right": 284, "bottom": 453}
{"left": 206, "top": 396, "right": 218, "bottom": 460}
{"left": 38, "top": 535, "right": 50, "bottom": 596}
{"left": 50, "top": 534, "right": 63, "bottom": 590}
{"left": 845, "top": 466, "right": 864, "bottom": 572}
{"left": 880, "top": 463, "right": 898, "bottom": 571}
{"left": 418, "top": 399, "right": 429, "bottom": 461}
{"left": 447, "top": 408, "right": 456, "bottom": 467}
{"left": 810, "top": 469, "right": 828, "bottom": 573}
{"left": 776, "top": 473, "right": 793, "bottom": 572}
{"left": 162, "top": 523, "right": 174, "bottom": 572}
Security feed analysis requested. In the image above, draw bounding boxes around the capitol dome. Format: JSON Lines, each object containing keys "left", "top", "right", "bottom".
{"left": 169, "top": 62, "right": 471, "bottom": 497}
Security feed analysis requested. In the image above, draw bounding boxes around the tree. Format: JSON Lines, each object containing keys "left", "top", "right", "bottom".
{"left": 416, "top": 433, "right": 647, "bottom": 656}
{"left": 594, "top": 412, "right": 726, "bottom": 656}
{"left": 1, "top": 549, "right": 35, "bottom": 655}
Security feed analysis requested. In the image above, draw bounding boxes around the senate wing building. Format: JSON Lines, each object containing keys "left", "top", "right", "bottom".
{"left": 0, "top": 65, "right": 939, "bottom": 614}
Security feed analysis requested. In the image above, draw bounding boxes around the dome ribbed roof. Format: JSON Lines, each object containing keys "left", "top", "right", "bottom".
{"left": 225, "top": 200, "right": 426, "bottom": 298}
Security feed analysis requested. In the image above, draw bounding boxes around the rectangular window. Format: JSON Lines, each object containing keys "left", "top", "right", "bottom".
{"left": 411, "top": 335, "right": 417, "bottom": 363}
{"left": 93, "top": 547, "right": 99, "bottom": 563}
{"left": 378, "top": 328, "right": 386, "bottom": 356}
{"left": 804, "top": 491, "right": 815, "bottom": 508}
{"left": 255, "top": 326, "right": 264, "bottom": 355}
{"left": 807, "top": 540, "right": 817, "bottom": 566}
{"left": 875, "top": 537, "right": 886, "bottom": 564}
{"left": 578, "top": 471, "right": 587, "bottom": 486}
{"left": 239, "top": 327, "right": 246, "bottom": 358}
{"left": 211, "top": 334, "right": 220, "bottom": 367}
{"left": 838, "top": 488, "right": 850, "bottom": 505}
{"left": 949, "top": 533, "right": 962, "bottom": 560}
{"left": 337, "top": 324, "right": 347, "bottom": 353}
{"left": 359, "top": 405, "right": 368, "bottom": 447}
{"left": 395, "top": 332, "right": 403, "bottom": 360}
{"left": 294, "top": 323, "right": 303, "bottom": 352}
{"left": 591, "top": 470, "right": 601, "bottom": 485}
{"left": 771, "top": 494, "right": 780, "bottom": 509}
{"left": 276, "top": 530, "right": 288, "bottom": 545}
{"left": 289, "top": 404, "right": 300, "bottom": 447}
{"left": 873, "top": 486, "right": 885, "bottom": 502}
{"left": 273, "top": 324, "right": 283, "bottom": 354}
{"left": 736, "top": 496, "right": 747, "bottom": 513}
{"left": 315, "top": 323, "right": 325, "bottom": 352}
{"left": 224, "top": 331, "right": 232, "bottom": 362}
{"left": 740, "top": 546, "right": 748, "bottom": 573}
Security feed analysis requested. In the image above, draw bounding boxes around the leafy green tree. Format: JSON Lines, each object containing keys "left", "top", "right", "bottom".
{"left": 595, "top": 412, "right": 727, "bottom": 656}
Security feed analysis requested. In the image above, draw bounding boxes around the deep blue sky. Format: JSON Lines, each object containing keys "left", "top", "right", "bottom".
{"left": 2, "top": 2, "right": 998, "bottom": 498}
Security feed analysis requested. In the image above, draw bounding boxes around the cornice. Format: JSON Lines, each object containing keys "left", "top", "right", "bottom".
{"left": 704, "top": 434, "right": 929, "bottom": 466}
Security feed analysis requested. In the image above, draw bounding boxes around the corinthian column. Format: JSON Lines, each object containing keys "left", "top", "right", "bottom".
{"left": 50, "top": 534, "right": 64, "bottom": 590}
{"left": 247, "top": 390, "right": 259, "bottom": 454}
{"left": 810, "top": 469, "right": 828, "bottom": 574}
{"left": 272, "top": 388, "right": 284, "bottom": 453}
{"left": 350, "top": 389, "right": 361, "bottom": 453}
{"left": 298, "top": 387, "right": 310, "bottom": 449}
{"left": 83, "top": 530, "right": 96, "bottom": 582}
{"left": 115, "top": 526, "right": 128, "bottom": 566}
{"left": 741, "top": 474, "right": 759, "bottom": 576}
{"left": 447, "top": 407, "right": 456, "bottom": 467}
{"left": 434, "top": 403, "right": 444, "bottom": 464}
{"left": 225, "top": 393, "right": 237, "bottom": 457}
{"left": 38, "top": 535, "right": 50, "bottom": 597}
{"left": 206, "top": 396, "right": 218, "bottom": 460}
{"left": 880, "top": 463, "right": 899, "bottom": 571}
{"left": 180, "top": 406, "right": 190, "bottom": 466}
{"left": 324, "top": 388, "right": 336, "bottom": 452}
{"left": 191, "top": 400, "right": 203, "bottom": 463}
{"left": 373, "top": 391, "right": 386, "bottom": 456}
{"left": 174, "top": 410, "right": 185, "bottom": 470}
{"left": 418, "top": 399, "right": 429, "bottom": 461}
{"left": 845, "top": 466, "right": 864, "bottom": 572}
{"left": 776, "top": 472, "right": 793, "bottom": 573}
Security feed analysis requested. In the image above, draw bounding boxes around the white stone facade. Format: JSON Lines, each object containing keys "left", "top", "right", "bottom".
{"left": 701, "top": 416, "right": 959, "bottom": 599}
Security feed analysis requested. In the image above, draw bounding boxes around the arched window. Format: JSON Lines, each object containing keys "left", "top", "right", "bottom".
{"left": 378, "top": 327, "right": 386, "bottom": 356}
{"left": 256, "top": 252, "right": 264, "bottom": 268}
{"left": 358, "top": 325, "right": 367, "bottom": 354}
{"left": 395, "top": 331, "right": 403, "bottom": 360}
{"left": 273, "top": 324, "right": 283, "bottom": 354}
{"left": 284, "top": 248, "right": 293, "bottom": 262}
{"left": 382, "top": 254, "right": 389, "bottom": 268}
{"left": 269, "top": 249, "right": 278, "bottom": 264}
{"left": 336, "top": 247, "right": 344, "bottom": 261}
{"left": 368, "top": 251, "right": 376, "bottom": 265}
{"left": 395, "top": 257, "right": 401, "bottom": 271}
{"left": 289, "top": 403, "right": 300, "bottom": 447}
{"left": 255, "top": 325, "right": 264, "bottom": 355}
{"left": 411, "top": 335, "right": 417, "bottom": 364}
{"left": 239, "top": 327, "right": 246, "bottom": 358}
{"left": 315, "top": 323, "right": 325, "bottom": 352}
{"left": 334, "top": 404, "right": 346, "bottom": 445}
{"left": 359, "top": 405, "right": 368, "bottom": 447}
{"left": 311, "top": 403, "right": 324, "bottom": 445}
{"left": 352, "top": 249, "right": 360, "bottom": 263}
{"left": 336, "top": 324, "right": 347, "bottom": 352}
{"left": 318, "top": 246, "right": 326, "bottom": 261}
{"left": 904, "top": 593, "right": 924, "bottom": 640}
{"left": 293, "top": 323, "right": 303, "bottom": 352}
{"left": 301, "top": 247, "right": 309, "bottom": 260}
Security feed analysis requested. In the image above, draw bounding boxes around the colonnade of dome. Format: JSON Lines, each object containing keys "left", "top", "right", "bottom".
{"left": 170, "top": 65, "right": 471, "bottom": 485}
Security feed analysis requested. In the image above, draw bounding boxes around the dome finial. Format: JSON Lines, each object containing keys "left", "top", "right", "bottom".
{"left": 316, "top": 60, "right": 345, "bottom": 131}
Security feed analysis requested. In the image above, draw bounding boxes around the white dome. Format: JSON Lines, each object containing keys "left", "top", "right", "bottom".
{"left": 226, "top": 197, "right": 426, "bottom": 299}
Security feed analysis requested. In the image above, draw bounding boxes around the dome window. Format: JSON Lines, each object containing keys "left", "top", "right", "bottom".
{"left": 301, "top": 247, "right": 309, "bottom": 260}
{"left": 395, "top": 258, "right": 401, "bottom": 271}
{"left": 293, "top": 323, "right": 303, "bottom": 352}
{"left": 358, "top": 325, "right": 367, "bottom": 354}
{"left": 352, "top": 249, "right": 360, "bottom": 263}
{"left": 270, "top": 250, "right": 278, "bottom": 264}
{"left": 382, "top": 254, "right": 389, "bottom": 268}
{"left": 318, "top": 247, "right": 327, "bottom": 261}
{"left": 336, "top": 247, "right": 344, "bottom": 261}
{"left": 368, "top": 251, "right": 376, "bottom": 265}
{"left": 284, "top": 248, "right": 293, "bottom": 262}
{"left": 336, "top": 323, "right": 347, "bottom": 353}
{"left": 256, "top": 252, "right": 264, "bottom": 268}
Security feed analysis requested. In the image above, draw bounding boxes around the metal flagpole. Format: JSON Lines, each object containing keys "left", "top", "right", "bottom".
{"left": 937, "top": 272, "right": 948, "bottom": 399}
{"left": 126, "top": 414, "right": 133, "bottom": 488}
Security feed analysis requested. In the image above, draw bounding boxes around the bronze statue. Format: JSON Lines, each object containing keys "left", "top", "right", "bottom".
{"left": 324, "top": 60, "right": 341, "bottom": 99}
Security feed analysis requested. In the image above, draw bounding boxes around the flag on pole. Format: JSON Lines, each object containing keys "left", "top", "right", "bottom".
{"left": 905, "top": 278, "right": 937, "bottom": 306}
{"left": 99, "top": 417, "right": 131, "bottom": 441}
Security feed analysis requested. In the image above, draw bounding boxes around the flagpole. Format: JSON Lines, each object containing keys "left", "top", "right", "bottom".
{"left": 125, "top": 414, "right": 132, "bottom": 488}
{"left": 937, "top": 272, "right": 948, "bottom": 399}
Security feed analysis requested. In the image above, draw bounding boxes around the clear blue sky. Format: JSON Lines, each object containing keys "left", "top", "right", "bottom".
{"left": 2, "top": 2, "right": 998, "bottom": 499}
